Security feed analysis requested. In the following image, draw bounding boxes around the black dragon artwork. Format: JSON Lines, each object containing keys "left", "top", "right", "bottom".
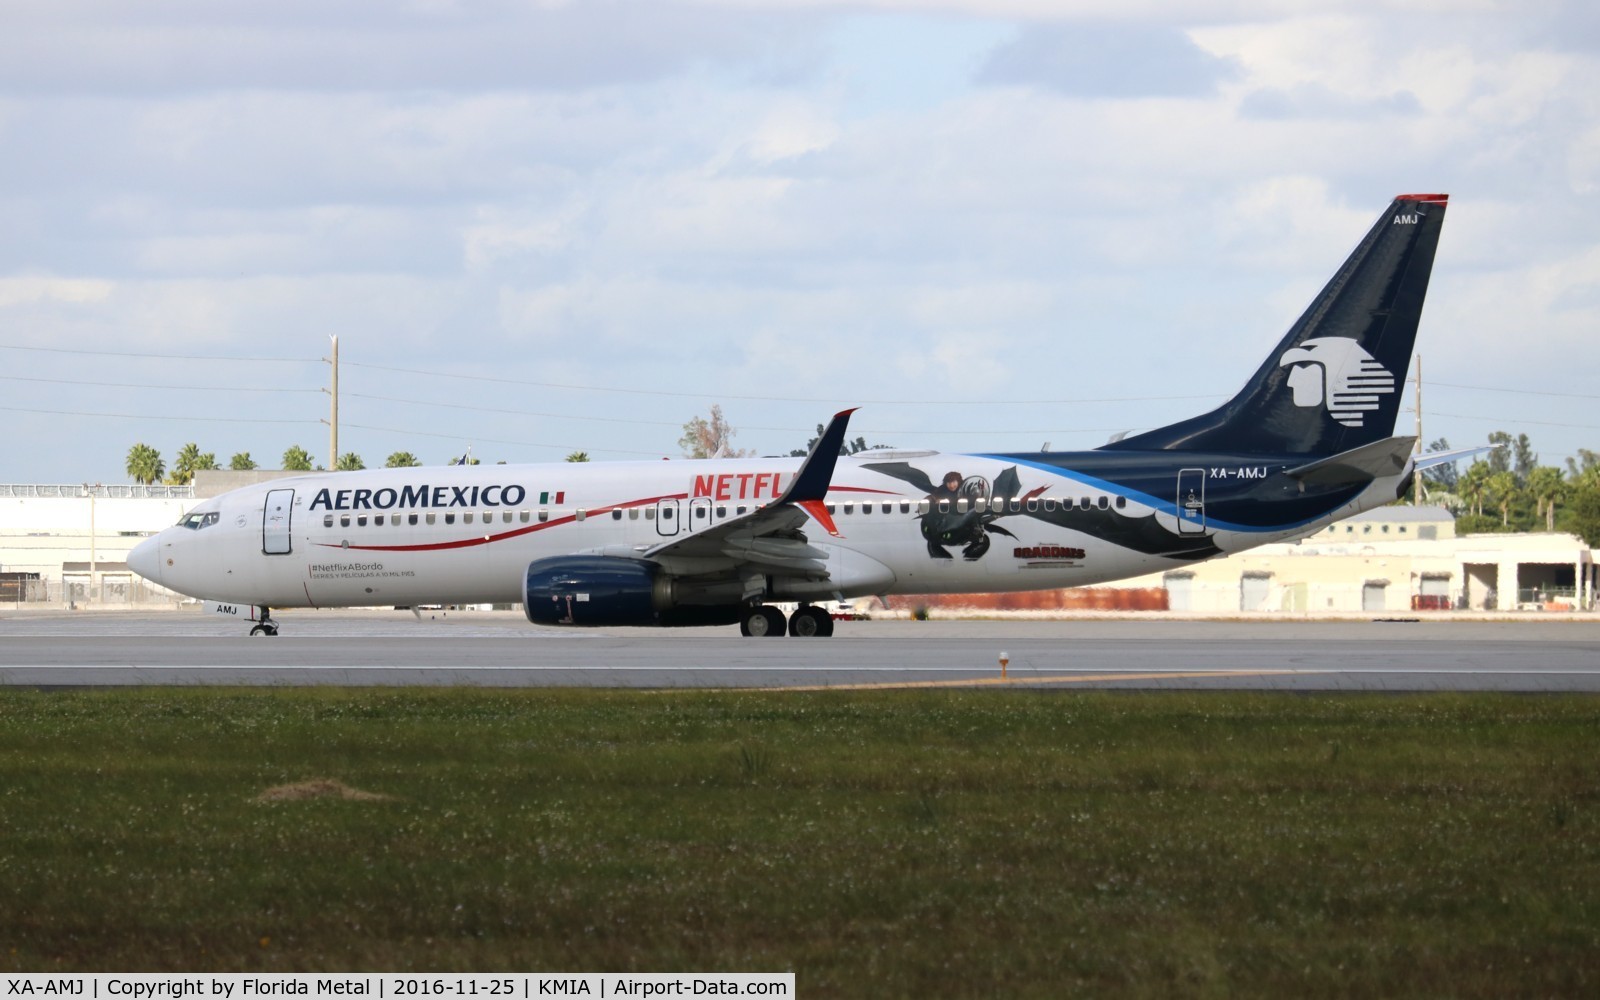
{"left": 860, "top": 461, "right": 1222, "bottom": 562}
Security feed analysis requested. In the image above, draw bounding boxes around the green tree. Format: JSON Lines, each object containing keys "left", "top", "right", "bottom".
{"left": 282, "top": 445, "right": 314, "bottom": 471}
{"left": 1569, "top": 474, "right": 1600, "bottom": 546}
{"left": 166, "top": 442, "right": 218, "bottom": 485}
{"left": 1458, "top": 460, "right": 1490, "bottom": 518}
{"left": 1512, "top": 433, "right": 1538, "bottom": 483}
{"left": 385, "top": 451, "right": 421, "bottom": 468}
{"left": 1486, "top": 431, "right": 1512, "bottom": 475}
{"left": 125, "top": 443, "right": 165, "bottom": 485}
{"left": 337, "top": 452, "right": 366, "bottom": 471}
{"left": 680, "top": 405, "right": 750, "bottom": 459}
{"left": 1526, "top": 466, "right": 1566, "bottom": 532}
{"left": 789, "top": 425, "right": 891, "bottom": 457}
{"left": 1485, "top": 470, "right": 1519, "bottom": 527}
{"left": 565, "top": 451, "right": 590, "bottom": 463}
{"left": 1420, "top": 437, "right": 1458, "bottom": 492}
{"left": 229, "top": 452, "right": 258, "bottom": 471}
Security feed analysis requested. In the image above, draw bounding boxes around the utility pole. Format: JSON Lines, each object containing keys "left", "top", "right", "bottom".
{"left": 1413, "top": 354, "right": 1423, "bottom": 506}
{"left": 324, "top": 335, "right": 339, "bottom": 471}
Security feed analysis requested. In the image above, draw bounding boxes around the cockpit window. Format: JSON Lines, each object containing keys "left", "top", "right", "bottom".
{"left": 178, "top": 511, "right": 220, "bottom": 530}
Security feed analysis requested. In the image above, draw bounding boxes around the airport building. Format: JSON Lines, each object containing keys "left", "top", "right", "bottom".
{"left": 2, "top": 484, "right": 1595, "bottom": 613}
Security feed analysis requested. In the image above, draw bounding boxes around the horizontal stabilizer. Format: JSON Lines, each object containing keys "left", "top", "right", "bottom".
{"left": 1285, "top": 436, "right": 1417, "bottom": 487}
{"left": 1415, "top": 444, "right": 1494, "bottom": 472}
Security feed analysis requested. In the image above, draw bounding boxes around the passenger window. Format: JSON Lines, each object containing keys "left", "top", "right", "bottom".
{"left": 576, "top": 509, "right": 587, "bottom": 522}
{"left": 502, "top": 511, "right": 512, "bottom": 523}
{"left": 340, "top": 515, "right": 350, "bottom": 527}
{"left": 918, "top": 500, "right": 930, "bottom": 514}
{"left": 1026, "top": 499, "right": 1038, "bottom": 512}
{"left": 660, "top": 508, "right": 670, "bottom": 520}
{"left": 520, "top": 511, "right": 530, "bottom": 523}
{"left": 937, "top": 500, "right": 949, "bottom": 513}
{"left": 1043, "top": 499, "right": 1055, "bottom": 512}
{"left": 973, "top": 498, "right": 988, "bottom": 512}
{"left": 357, "top": 515, "right": 368, "bottom": 526}
{"left": 844, "top": 503, "right": 855, "bottom": 515}
{"left": 715, "top": 506, "right": 726, "bottom": 518}
{"left": 645, "top": 508, "right": 655, "bottom": 520}
{"left": 737, "top": 506, "right": 748, "bottom": 515}
{"left": 954, "top": 500, "right": 965, "bottom": 513}
{"left": 409, "top": 513, "right": 419, "bottom": 526}
{"left": 1116, "top": 496, "right": 1127, "bottom": 510}
{"left": 611, "top": 509, "right": 622, "bottom": 521}
{"left": 444, "top": 513, "right": 456, "bottom": 525}
{"left": 1079, "top": 497, "right": 1092, "bottom": 510}
{"left": 1098, "top": 496, "right": 1109, "bottom": 510}
{"left": 694, "top": 506, "right": 705, "bottom": 519}
{"left": 464, "top": 512, "right": 474, "bottom": 524}
{"left": 862, "top": 504, "right": 872, "bottom": 515}
{"left": 629, "top": 509, "right": 640, "bottom": 520}
{"left": 374, "top": 514, "right": 385, "bottom": 526}
{"left": 1009, "top": 499, "right": 1021, "bottom": 512}
{"left": 881, "top": 503, "right": 891, "bottom": 514}
{"left": 426, "top": 513, "right": 436, "bottom": 525}
{"left": 826, "top": 504, "right": 836, "bottom": 515}
{"left": 324, "top": 514, "right": 334, "bottom": 528}
{"left": 900, "top": 502, "right": 912, "bottom": 514}
{"left": 539, "top": 510, "right": 550, "bottom": 522}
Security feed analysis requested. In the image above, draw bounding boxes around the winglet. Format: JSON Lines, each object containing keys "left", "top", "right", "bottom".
{"left": 777, "top": 408, "right": 856, "bottom": 536}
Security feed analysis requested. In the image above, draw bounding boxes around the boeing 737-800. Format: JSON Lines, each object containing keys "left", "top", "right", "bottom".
{"left": 129, "top": 194, "right": 1451, "bottom": 637}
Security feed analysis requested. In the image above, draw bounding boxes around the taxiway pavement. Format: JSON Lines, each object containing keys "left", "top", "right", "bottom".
{"left": 2, "top": 609, "right": 1598, "bottom": 691}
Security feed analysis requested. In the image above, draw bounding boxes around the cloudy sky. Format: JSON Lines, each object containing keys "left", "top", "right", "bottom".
{"left": 4, "top": 0, "right": 1599, "bottom": 485}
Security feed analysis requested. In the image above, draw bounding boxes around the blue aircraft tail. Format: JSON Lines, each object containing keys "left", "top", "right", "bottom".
{"left": 1102, "top": 193, "right": 1448, "bottom": 457}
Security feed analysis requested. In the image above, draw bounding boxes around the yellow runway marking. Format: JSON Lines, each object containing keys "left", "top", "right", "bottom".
{"left": 759, "top": 669, "right": 1298, "bottom": 692}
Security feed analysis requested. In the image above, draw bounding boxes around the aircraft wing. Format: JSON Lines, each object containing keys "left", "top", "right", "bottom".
{"left": 639, "top": 409, "right": 855, "bottom": 578}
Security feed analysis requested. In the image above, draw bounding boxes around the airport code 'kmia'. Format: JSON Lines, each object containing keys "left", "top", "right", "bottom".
{"left": 4, "top": 977, "right": 793, "bottom": 999}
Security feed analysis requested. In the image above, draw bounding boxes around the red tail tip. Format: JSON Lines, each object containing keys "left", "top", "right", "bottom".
{"left": 1396, "top": 193, "right": 1449, "bottom": 204}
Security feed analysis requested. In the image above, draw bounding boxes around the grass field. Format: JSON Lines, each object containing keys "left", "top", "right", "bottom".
{"left": 1, "top": 688, "right": 1597, "bottom": 996}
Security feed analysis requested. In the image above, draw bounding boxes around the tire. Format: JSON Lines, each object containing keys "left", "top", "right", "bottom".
{"left": 788, "top": 606, "right": 833, "bottom": 637}
{"left": 740, "top": 606, "right": 786, "bottom": 637}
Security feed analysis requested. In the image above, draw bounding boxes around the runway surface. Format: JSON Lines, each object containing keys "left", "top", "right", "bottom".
{"left": 3, "top": 609, "right": 1599, "bottom": 691}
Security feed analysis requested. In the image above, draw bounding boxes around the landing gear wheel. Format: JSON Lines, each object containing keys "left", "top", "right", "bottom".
{"left": 739, "top": 605, "right": 788, "bottom": 637}
{"left": 788, "top": 606, "right": 834, "bottom": 637}
{"left": 250, "top": 606, "right": 279, "bottom": 637}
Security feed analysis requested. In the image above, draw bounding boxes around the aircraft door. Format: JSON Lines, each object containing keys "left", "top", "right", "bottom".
{"left": 1176, "top": 469, "right": 1206, "bottom": 535}
{"left": 263, "top": 489, "right": 294, "bottom": 554}
{"left": 687, "top": 497, "right": 713, "bottom": 533}
{"left": 655, "top": 499, "right": 680, "bottom": 537}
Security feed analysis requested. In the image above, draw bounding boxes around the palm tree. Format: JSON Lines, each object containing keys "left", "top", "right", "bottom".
{"left": 1526, "top": 466, "right": 1566, "bottom": 532}
{"left": 1485, "top": 470, "right": 1519, "bottom": 527}
{"left": 337, "top": 452, "right": 366, "bottom": 471}
{"left": 565, "top": 451, "right": 590, "bottom": 463}
{"left": 1458, "top": 461, "right": 1490, "bottom": 518}
{"left": 282, "top": 445, "right": 314, "bottom": 471}
{"left": 125, "top": 443, "right": 164, "bottom": 485}
{"left": 385, "top": 451, "right": 421, "bottom": 468}
{"left": 230, "top": 452, "right": 258, "bottom": 471}
{"left": 166, "top": 442, "right": 218, "bottom": 485}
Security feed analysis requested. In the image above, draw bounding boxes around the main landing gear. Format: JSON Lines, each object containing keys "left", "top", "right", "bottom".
{"left": 738, "top": 604, "right": 835, "bottom": 638}
{"left": 249, "top": 606, "right": 279, "bottom": 637}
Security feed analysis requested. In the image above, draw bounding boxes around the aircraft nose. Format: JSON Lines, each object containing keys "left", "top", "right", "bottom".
{"left": 128, "top": 534, "right": 162, "bottom": 584}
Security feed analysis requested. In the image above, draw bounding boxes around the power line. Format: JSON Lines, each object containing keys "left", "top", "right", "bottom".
{"left": 1432, "top": 380, "right": 1600, "bottom": 402}
{"left": 1, "top": 375, "right": 321, "bottom": 393}
{"left": 1431, "top": 411, "right": 1600, "bottom": 431}
{"left": 342, "top": 360, "right": 1218, "bottom": 407}
{"left": 0, "top": 343, "right": 317, "bottom": 364}
{"left": 0, "top": 404, "right": 316, "bottom": 424}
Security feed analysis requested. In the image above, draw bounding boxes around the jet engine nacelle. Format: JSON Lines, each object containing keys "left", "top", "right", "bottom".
{"left": 522, "top": 555, "right": 740, "bottom": 628}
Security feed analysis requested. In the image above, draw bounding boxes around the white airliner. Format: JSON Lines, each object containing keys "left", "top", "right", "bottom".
{"left": 130, "top": 194, "right": 1452, "bottom": 637}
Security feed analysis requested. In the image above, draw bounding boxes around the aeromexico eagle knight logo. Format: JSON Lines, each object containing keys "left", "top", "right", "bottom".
{"left": 1278, "top": 337, "right": 1396, "bottom": 427}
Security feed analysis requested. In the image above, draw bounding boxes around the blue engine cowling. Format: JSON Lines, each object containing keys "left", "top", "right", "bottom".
{"left": 522, "top": 555, "right": 741, "bottom": 627}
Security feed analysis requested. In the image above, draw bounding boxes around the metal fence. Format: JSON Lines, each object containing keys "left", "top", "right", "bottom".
{"left": 0, "top": 483, "right": 195, "bottom": 499}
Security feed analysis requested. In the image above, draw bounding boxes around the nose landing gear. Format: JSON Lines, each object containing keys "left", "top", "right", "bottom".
{"left": 249, "top": 606, "right": 279, "bottom": 637}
